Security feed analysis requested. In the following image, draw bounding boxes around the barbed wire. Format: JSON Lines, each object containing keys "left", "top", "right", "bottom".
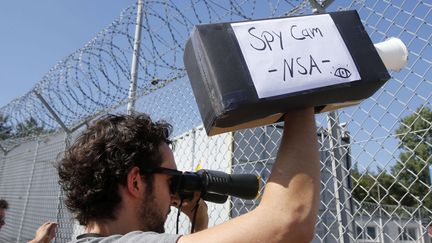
{"left": 0, "top": 0, "right": 431, "bottom": 242}
{"left": 0, "top": 0, "right": 311, "bottom": 151}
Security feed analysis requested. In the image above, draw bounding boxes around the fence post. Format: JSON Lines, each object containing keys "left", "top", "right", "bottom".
{"left": 16, "top": 139, "right": 40, "bottom": 243}
{"left": 308, "top": 0, "right": 325, "bottom": 13}
{"left": 0, "top": 149, "right": 6, "bottom": 193}
{"left": 34, "top": 91, "right": 70, "bottom": 134}
{"left": 306, "top": 0, "right": 356, "bottom": 241}
{"left": 34, "top": 91, "right": 73, "bottom": 242}
{"left": 53, "top": 133, "right": 72, "bottom": 243}
{"left": 127, "top": 0, "right": 145, "bottom": 115}
{"left": 192, "top": 128, "right": 196, "bottom": 169}
{"left": 0, "top": 145, "right": 6, "bottom": 154}
{"left": 326, "top": 111, "right": 355, "bottom": 243}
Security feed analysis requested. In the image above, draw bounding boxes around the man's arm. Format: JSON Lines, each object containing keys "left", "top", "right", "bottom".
{"left": 178, "top": 108, "right": 320, "bottom": 243}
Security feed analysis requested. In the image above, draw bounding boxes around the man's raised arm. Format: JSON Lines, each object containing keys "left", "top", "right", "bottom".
{"left": 179, "top": 107, "right": 321, "bottom": 243}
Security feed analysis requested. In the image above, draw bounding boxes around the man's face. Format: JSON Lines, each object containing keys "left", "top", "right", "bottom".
{"left": 137, "top": 142, "right": 178, "bottom": 233}
{"left": 0, "top": 208, "right": 5, "bottom": 230}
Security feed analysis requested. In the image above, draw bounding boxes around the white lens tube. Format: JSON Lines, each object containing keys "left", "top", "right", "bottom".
{"left": 374, "top": 37, "right": 408, "bottom": 72}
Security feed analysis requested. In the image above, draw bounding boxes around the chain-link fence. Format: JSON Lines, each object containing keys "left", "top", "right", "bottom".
{"left": 0, "top": 0, "right": 431, "bottom": 242}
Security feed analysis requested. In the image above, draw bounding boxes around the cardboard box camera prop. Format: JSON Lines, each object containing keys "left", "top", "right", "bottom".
{"left": 184, "top": 10, "right": 394, "bottom": 136}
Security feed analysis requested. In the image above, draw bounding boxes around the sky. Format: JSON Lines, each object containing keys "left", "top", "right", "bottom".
{"left": 0, "top": 0, "right": 135, "bottom": 107}
{"left": 0, "top": 0, "right": 429, "bottom": 172}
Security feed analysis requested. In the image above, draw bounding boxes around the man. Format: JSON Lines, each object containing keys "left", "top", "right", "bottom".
{"left": 59, "top": 108, "right": 320, "bottom": 242}
{"left": 0, "top": 199, "right": 7, "bottom": 231}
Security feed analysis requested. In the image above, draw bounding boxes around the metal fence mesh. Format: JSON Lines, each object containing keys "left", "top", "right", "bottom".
{"left": 0, "top": 0, "right": 431, "bottom": 242}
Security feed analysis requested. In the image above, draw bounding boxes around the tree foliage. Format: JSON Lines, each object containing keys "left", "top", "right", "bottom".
{"left": 15, "top": 117, "right": 45, "bottom": 138}
{"left": 0, "top": 115, "right": 13, "bottom": 140}
{"left": 352, "top": 106, "right": 432, "bottom": 209}
{"left": 393, "top": 106, "right": 432, "bottom": 208}
{"left": 0, "top": 116, "right": 48, "bottom": 142}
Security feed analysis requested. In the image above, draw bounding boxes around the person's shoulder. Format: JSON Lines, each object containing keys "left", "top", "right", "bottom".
{"left": 69, "top": 231, "right": 181, "bottom": 243}
{"left": 124, "top": 231, "right": 181, "bottom": 243}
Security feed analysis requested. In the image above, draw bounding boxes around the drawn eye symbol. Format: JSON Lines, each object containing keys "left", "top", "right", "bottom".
{"left": 334, "top": 67, "right": 351, "bottom": 78}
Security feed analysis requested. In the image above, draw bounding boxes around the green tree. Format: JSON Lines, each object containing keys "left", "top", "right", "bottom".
{"left": 15, "top": 117, "right": 45, "bottom": 138}
{"left": 374, "top": 168, "right": 402, "bottom": 205}
{"left": 351, "top": 165, "right": 400, "bottom": 205}
{"left": 351, "top": 106, "right": 431, "bottom": 209}
{"left": 392, "top": 106, "right": 432, "bottom": 208}
{"left": 0, "top": 115, "right": 13, "bottom": 140}
{"left": 351, "top": 164, "right": 374, "bottom": 203}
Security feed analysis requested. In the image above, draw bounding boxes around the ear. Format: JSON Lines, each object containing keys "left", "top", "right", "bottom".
{"left": 126, "top": 167, "right": 143, "bottom": 198}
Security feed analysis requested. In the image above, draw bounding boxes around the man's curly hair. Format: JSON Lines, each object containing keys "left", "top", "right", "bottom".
{"left": 58, "top": 113, "right": 172, "bottom": 225}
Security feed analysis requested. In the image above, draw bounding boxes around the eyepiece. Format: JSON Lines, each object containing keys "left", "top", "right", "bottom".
{"left": 176, "top": 169, "right": 260, "bottom": 203}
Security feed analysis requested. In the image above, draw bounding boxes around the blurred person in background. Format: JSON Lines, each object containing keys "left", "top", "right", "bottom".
{"left": 0, "top": 199, "right": 8, "bottom": 231}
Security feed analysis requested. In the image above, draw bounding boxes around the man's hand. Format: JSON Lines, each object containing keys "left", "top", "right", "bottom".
{"left": 177, "top": 192, "right": 209, "bottom": 232}
{"left": 28, "top": 221, "right": 57, "bottom": 243}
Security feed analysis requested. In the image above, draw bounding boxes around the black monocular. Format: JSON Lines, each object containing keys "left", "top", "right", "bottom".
{"left": 174, "top": 169, "right": 260, "bottom": 204}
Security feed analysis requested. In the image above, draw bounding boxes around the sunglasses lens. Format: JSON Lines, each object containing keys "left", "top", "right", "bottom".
{"left": 169, "top": 175, "right": 180, "bottom": 194}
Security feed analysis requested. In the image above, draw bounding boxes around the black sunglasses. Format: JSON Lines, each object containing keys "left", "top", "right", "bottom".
{"left": 141, "top": 167, "right": 183, "bottom": 194}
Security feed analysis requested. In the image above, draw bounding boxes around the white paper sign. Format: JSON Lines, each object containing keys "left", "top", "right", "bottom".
{"left": 231, "top": 14, "right": 360, "bottom": 98}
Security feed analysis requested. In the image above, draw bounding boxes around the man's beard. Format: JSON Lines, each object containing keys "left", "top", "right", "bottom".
{"left": 137, "top": 193, "right": 167, "bottom": 233}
